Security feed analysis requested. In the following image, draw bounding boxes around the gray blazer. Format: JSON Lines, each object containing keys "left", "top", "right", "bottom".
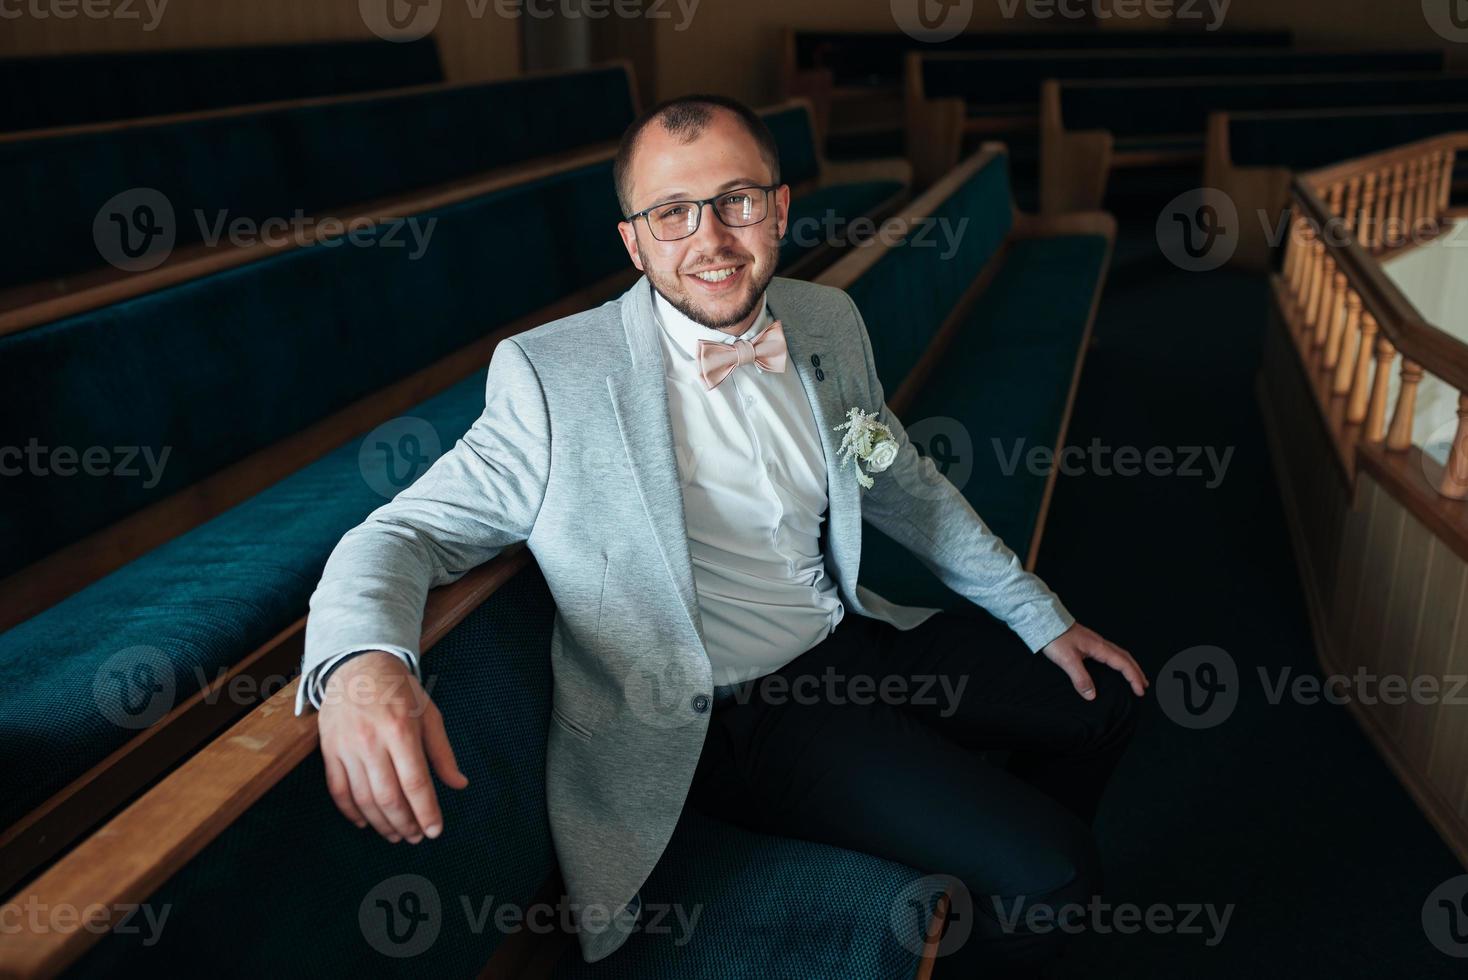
{"left": 301, "top": 275, "right": 1073, "bottom": 963}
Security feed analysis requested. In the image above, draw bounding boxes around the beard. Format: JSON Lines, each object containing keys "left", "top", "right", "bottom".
{"left": 646, "top": 242, "right": 781, "bottom": 331}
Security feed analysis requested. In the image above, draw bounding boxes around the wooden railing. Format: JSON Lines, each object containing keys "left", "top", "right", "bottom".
{"left": 1279, "top": 133, "right": 1468, "bottom": 499}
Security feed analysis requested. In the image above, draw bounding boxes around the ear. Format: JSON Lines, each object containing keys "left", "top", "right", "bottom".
{"left": 774, "top": 184, "right": 792, "bottom": 239}
{"left": 617, "top": 220, "right": 645, "bottom": 272}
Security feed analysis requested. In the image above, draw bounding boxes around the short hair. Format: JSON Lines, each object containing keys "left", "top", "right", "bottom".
{"left": 613, "top": 94, "right": 781, "bottom": 217}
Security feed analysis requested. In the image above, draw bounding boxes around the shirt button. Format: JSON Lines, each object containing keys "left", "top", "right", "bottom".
{"left": 815, "top": 368, "right": 826, "bottom": 382}
{"left": 692, "top": 693, "right": 711, "bottom": 713}
{"left": 810, "top": 354, "right": 821, "bottom": 367}
{"left": 744, "top": 395, "right": 754, "bottom": 408}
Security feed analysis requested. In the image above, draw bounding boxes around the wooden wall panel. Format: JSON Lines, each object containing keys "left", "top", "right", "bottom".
{"left": 1400, "top": 540, "right": 1467, "bottom": 776}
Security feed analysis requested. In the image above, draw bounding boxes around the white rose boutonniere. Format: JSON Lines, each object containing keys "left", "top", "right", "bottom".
{"left": 833, "top": 406, "right": 901, "bottom": 489}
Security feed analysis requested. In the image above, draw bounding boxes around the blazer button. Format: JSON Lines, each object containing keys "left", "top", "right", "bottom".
{"left": 815, "top": 368, "right": 826, "bottom": 382}
{"left": 810, "top": 354, "right": 821, "bottom": 367}
{"left": 692, "top": 693, "right": 710, "bottom": 713}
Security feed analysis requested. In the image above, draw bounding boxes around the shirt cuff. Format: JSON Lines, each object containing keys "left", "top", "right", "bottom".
{"left": 296, "top": 646, "right": 421, "bottom": 714}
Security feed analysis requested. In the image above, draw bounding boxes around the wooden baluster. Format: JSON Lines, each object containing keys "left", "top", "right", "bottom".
{"left": 1347, "top": 311, "right": 1379, "bottom": 424}
{"left": 1314, "top": 249, "right": 1337, "bottom": 349}
{"left": 1324, "top": 268, "right": 1350, "bottom": 368}
{"left": 1419, "top": 153, "right": 1439, "bottom": 237}
{"left": 1375, "top": 165, "right": 1395, "bottom": 251}
{"left": 1360, "top": 172, "right": 1379, "bottom": 249}
{"left": 1441, "top": 395, "right": 1468, "bottom": 499}
{"left": 1439, "top": 149, "right": 1455, "bottom": 214}
{"left": 1387, "top": 163, "right": 1406, "bottom": 249}
{"left": 1332, "top": 289, "right": 1363, "bottom": 395}
{"left": 1387, "top": 358, "right": 1423, "bottom": 452}
{"left": 1364, "top": 334, "right": 1396, "bottom": 443}
{"left": 1402, "top": 158, "right": 1420, "bottom": 244}
{"left": 1344, "top": 177, "right": 1362, "bottom": 236}
{"left": 1283, "top": 206, "right": 1301, "bottom": 287}
{"left": 1304, "top": 236, "right": 1326, "bottom": 341}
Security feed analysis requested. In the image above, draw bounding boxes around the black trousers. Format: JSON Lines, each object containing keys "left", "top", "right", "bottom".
{"left": 684, "top": 606, "right": 1140, "bottom": 978}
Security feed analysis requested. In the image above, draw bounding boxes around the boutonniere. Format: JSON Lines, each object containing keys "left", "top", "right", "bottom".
{"left": 833, "top": 407, "right": 900, "bottom": 489}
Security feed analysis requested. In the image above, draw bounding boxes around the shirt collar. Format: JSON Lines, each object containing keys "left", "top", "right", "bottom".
{"left": 650, "top": 281, "right": 772, "bottom": 362}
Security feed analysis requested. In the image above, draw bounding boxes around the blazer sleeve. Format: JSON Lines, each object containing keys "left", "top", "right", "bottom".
{"left": 841, "top": 292, "right": 1075, "bottom": 653}
{"left": 296, "top": 337, "right": 552, "bottom": 713}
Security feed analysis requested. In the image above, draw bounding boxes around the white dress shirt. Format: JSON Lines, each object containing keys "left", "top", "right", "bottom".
{"left": 651, "top": 284, "right": 844, "bottom": 686}
{"left": 300, "top": 285, "right": 844, "bottom": 707}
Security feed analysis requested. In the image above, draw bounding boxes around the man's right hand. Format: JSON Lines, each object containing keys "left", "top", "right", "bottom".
{"left": 317, "top": 650, "right": 469, "bottom": 843}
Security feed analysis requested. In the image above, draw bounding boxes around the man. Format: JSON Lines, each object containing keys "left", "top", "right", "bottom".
{"left": 298, "top": 94, "right": 1147, "bottom": 975}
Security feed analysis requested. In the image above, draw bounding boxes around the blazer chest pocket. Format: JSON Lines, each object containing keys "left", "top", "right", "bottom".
{"left": 551, "top": 704, "right": 596, "bottom": 742}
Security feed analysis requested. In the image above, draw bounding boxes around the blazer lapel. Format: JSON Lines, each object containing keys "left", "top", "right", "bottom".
{"left": 604, "top": 277, "right": 866, "bottom": 648}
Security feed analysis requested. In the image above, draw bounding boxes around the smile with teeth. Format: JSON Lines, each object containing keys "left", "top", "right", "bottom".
{"left": 692, "top": 266, "right": 740, "bottom": 282}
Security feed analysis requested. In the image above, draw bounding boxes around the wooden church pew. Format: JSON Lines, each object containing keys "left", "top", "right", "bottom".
{"left": 783, "top": 25, "right": 1293, "bottom": 164}
{"left": 1204, "top": 104, "right": 1468, "bottom": 269}
{"left": 818, "top": 144, "right": 1114, "bottom": 601}
{"left": 906, "top": 47, "right": 1445, "bottom": 185}
{"left": 0, "top": 38, "right": 445, "bottom": 134}
{"left": 0, "top": 62, "right": 642, "bottom": 336}
{"left": 1040, "top": 73, "right": 1468, "bottom": 215}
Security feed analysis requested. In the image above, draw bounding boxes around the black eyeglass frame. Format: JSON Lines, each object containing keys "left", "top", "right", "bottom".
{"left": 624, "top": 184, "right": 782, "bottom": 241}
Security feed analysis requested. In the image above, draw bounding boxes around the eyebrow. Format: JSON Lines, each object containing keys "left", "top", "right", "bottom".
{"left": 640, "top": 177, "right": 767, "bottom": 212}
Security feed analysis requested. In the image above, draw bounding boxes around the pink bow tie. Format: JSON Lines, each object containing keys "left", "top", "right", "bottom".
{"left": 696, "top": 320, "right": 788, "bottom": 391}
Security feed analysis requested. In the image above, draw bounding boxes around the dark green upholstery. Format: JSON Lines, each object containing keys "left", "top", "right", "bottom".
{"left": 781, "top": 181, "right": 905, "bottom": 269}
{"left": 0, "top": 39, "right": 443, "bottom": 133}
{"left": 0, "top": 368, "right": 487, "bottom": 830}
{"left": 1228, "top": 104, "right": 1468, "bottom": 169}
{"left": 552, "top": 809, "right": 941, "bottom": 979}
{"left": 0, "top": 159, "right": 625, "bottom": 581}
{"left": 761, "top": 105, "right": 823, "bottom": 187}
{"left": 795, "top": 28, "right": 1292, "bottom": 88}
{"left": 924, "top": 49, "right": 1443, "bottom": 109}
{"left": 1061, "top": 74, "right": 1468, "bottom": 138}
{"left": 70, "top": 566, "right": 560, "bottom": 977}
{"left": 2, "top": 65, "right": 636, "bottom": 288}
{"left": 861, "top": 235, "right": 1109, "bottom": 609}
{"left": 844, "top": 152, "right": 1013, "bottom": 392}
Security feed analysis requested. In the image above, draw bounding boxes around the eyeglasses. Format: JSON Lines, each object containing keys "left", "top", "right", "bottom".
{"left": 626, "top": 185, "right": 778, "bottom": 242}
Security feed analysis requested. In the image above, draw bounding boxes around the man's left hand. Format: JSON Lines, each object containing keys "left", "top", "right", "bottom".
{"left": 1041, "top": 623, "right": 1149, "bottom": 700}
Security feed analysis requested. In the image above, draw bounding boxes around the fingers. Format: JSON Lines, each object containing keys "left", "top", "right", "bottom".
{"left": 1058, "top": 655, "right": 1098, "bottom": 701}
{"left": 1094, "top": 638, "right": 1149, "bottom": 697}
{"left": 346, "top": 755, "right": 400, "bottom": 842}
{"left": 325, "top": 754, "right": 367, "bottom": 829}
{"left": 387, "top": 731, "right": 445, "bottom": 843}
{"left": 423, "top": 706, "right": 470, "bottom": 792}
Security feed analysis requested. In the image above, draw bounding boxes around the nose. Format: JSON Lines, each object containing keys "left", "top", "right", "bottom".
{"left": 686, "top": 200, "right": 739, "bottom": 254}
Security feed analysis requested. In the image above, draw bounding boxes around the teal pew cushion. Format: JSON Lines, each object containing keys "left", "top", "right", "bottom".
{"left": 0, "top": 370, "right": 488, "bottom": 830}
{"left": 761, "top": 105, "right": 823, "bottom": 188}
{"left": 69, "top": 564, "right": 559, "bottom": 977}
{"left": 552, "top": 809, "right": 941, "bottom": 979}
{"left": 844, "top": 151, "right": 1013, "bottom": 393}
{"left": 0, "top": 38, "right": 444, "bottom": 133}
{"left": 1, "top": 65, "right": 635, "bottom": 288}
{"left": 859, "top": 234, "right": 1109, "bottom": 609}
{"left": 1062, "top": 75, "right": 1468, "bottom": 139}
{"left": 780, "top": 180, "right": 905, "bottom": 269}
{"left": 925, "top": 49, "right": 1442, "bottom": 109}
{"left": 0, "top": 160, "right": 625, "bottom": 578}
